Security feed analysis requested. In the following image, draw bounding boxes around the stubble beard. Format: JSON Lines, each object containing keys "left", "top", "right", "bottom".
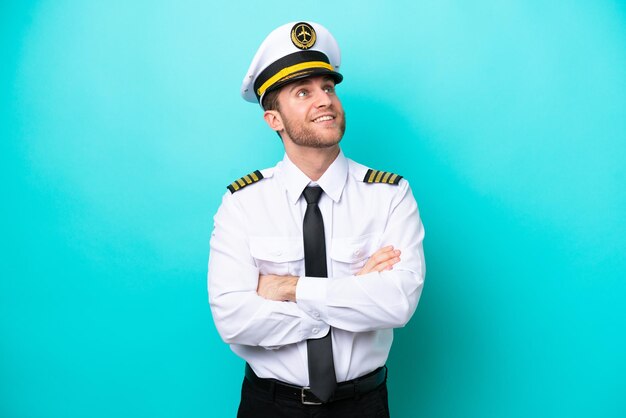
{"left": 282, "top": 113, "right": 347, "bottom": 149}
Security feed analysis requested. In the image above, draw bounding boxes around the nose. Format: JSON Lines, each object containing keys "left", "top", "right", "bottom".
{"left": 313, "top": 86, "right": 332, "bottom": 108}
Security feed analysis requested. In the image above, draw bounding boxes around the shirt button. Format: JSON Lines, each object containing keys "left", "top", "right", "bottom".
{"left": 354, "top": 249, "right": 361, "bottom": 256}
{"left": 312, "top": 328, "right": 319, "bottom": 334}
{"left": 312, "top": 311, "right": 320, "bottom": 319}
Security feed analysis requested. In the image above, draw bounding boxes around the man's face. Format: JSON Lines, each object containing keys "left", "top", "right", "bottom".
{"left": 273, "top": 76, "right": 346, "bottom": 148}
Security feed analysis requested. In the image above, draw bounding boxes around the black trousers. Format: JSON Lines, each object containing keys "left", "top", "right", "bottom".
{"left": 237, "top": 375, "right": 390, "bottom": 418}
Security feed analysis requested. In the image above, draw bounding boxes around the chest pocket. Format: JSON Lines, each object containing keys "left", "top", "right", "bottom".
{"left": 249, "top": 236, "right": 304, "bottom": 276}
{"left": 330, "top": 234, "right": 381, "bottom": 276}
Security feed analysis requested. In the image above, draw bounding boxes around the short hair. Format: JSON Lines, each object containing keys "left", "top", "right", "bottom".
{"left": 262, "top": 88, "right": 281, "bottom": 111}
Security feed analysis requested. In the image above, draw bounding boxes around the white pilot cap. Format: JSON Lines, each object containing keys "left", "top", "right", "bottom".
{"left": 241, "top": 21, "right": 343, "bottom": 107}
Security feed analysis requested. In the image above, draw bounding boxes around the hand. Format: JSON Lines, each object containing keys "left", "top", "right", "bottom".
{"left": 357, "top": 245, "right": 401, "bottom": 275}
{"left": 257, "top": 274, "right": 298, "bottom": 302}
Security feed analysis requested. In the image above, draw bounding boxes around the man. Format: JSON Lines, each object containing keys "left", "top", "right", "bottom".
{"left": 208, "top": 21, "right": 425, "bottom": 417}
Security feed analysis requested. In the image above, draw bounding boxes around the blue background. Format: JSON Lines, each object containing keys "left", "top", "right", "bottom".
{"left": 2, "top": 1, "right": 625, "bottom": 417}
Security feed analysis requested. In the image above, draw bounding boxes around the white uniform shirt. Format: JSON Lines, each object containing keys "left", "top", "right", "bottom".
{"left": 208, "top": 150, "right": 425, "bottom": 385}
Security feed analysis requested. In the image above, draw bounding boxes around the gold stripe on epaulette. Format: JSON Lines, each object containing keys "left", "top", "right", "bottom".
{"left": 363, "top": 169, "right": 403, "bottom": 185}
{"left": 227, "top": 170, "right": 264, "bottom": 193}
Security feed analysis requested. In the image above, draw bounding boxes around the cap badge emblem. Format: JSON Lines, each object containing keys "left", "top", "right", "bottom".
{"left": 291, "top": 22, "right": 316, "bottom": 50}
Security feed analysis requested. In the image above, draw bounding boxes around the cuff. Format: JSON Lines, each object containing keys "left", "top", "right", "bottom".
{"left": 296, "top": 276, "right": 329, "bottom": 323}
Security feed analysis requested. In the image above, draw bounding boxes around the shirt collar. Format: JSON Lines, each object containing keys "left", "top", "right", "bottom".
{"left": 278, "top": 150, "right": 348, "bottom": 205}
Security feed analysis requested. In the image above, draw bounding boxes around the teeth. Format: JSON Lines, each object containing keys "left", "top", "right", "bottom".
{"left": 314, "top": 115, "right": 334, "bottom": 123}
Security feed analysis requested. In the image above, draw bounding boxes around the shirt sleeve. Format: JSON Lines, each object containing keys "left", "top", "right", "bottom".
{"left": 296, "top": 180, "right": 426, "bottom": 332}
{"left": 208, "top": 192, "right": 328, "bottom": 349}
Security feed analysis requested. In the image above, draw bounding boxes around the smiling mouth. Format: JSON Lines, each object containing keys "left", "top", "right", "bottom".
{"left": 312, "top": 115, "right": 335, "bottom": 123}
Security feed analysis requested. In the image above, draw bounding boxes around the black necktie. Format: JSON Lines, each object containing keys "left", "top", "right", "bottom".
{"left": 302, "top": 186, "right": 337, "bottom": 402}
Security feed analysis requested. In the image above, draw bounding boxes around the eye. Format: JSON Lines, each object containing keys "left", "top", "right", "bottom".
{"left": 296, "top": 89, "right": 308, "bottom": 97}
{"left": 323, "top": 85, "right": 335, "bottom": 94}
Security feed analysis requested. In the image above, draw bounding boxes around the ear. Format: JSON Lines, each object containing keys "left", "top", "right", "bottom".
{"left": 263, "top": 110, "right": 284, "bottom": 132}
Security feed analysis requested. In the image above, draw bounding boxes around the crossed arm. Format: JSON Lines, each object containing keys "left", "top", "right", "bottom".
{"left": 209, "top": 182, "right": 424, "bottom": 348}
{"left": 256, "top": 246, "right": 402, "bottom": 301}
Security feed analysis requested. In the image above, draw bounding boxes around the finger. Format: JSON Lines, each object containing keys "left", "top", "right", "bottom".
{"left": 372, "top": 258, "right": 399, "bottom": 272}
{"left": 358, "top": 248, "right": 399, "bottom": 275}
{"left": 370, "top": 246, "right": 394, "bottom": 260}
{"left": 372, "top": 256, "right": 401, "bottom": 272}
{"left": 365, "top": 248, "right": 398, "bottom": 269}
{"left": 369, "top": 249, "right": 400, "bottom": 267}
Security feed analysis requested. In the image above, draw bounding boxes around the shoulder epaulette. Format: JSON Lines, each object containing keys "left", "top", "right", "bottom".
{"left": 227, "top": 170, "right": 264, "bottom": 193}
{"left": 363, "top": 169, "right": 403, "bottom": 185}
